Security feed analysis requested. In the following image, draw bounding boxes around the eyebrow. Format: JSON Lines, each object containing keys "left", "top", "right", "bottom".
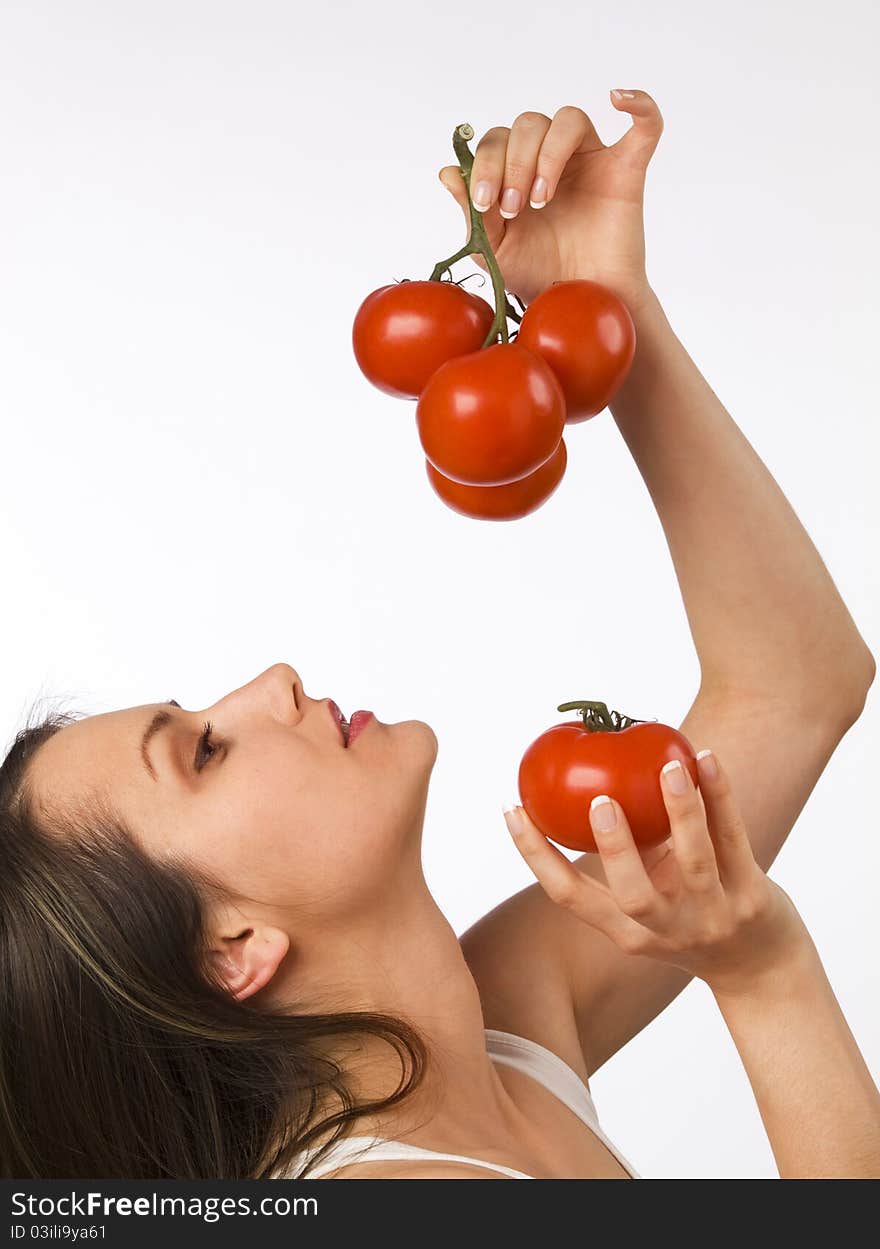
{"left": 140, "top": 702, "right": 180, "bottom": 781}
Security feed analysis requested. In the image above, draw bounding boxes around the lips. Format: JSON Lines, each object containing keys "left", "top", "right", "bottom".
{"left": 347, "top": 710, "right": 374, "bottom": 746}
{"left": 327, "top": 699, "right": 349, "bottom": 746}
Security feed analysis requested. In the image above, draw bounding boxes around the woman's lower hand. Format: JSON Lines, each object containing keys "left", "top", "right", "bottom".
{"left": 504, "top": 748, "right": 814, "bottom": 999}
{"left": 438, "top": 92, "right": 664, "bottom": 309}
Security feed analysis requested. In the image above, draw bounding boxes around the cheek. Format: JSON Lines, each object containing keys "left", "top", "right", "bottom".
{"left": 244, "top": 786, "right": 398, "bottom": 909}
{"left": 192, "top": 737, "right": 428, "bottom": 902}
{"left": 198, "top": 770, "right": 345, "bottom": 890}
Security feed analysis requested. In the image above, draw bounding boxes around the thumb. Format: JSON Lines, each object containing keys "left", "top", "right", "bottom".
{"left": 438, "top": 165, "right": 471, "bottom": 217}
{"left": 609, "top": 89, "right": 664, "bottom": 167}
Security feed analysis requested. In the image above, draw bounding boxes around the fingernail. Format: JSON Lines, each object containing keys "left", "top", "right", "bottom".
{"left": 529, "top": 175, "right": 548, "bottom": 209}
{"left": 499, "top": 187, "right": 522, "bottom": 219}
{"left": 611, "top": 89, "right": 637, "bottom": 100}
{"left": 502, "top": 802, "right": 523, "bottom": 835}
{"left": 662, "top": 759, "right": 688, "bottom": 794}
{"left": 472, "top": 181, "right": 492, "bottom": 211}
{"left": 696, "top": 748, "right": 718, "bottom": 781}
{"left": 590, "top": 794, "right": 616, "bottom": 833}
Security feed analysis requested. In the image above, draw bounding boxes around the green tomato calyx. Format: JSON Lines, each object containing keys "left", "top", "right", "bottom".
{"left": 556, "top": 700, "right": 657, "bottom": 734}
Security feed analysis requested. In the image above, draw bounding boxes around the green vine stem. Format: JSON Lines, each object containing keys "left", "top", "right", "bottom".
{"left": 556, "top": 700, "right": 659, "bottom": 734}
{"left": 428, "top": 123, "right": 518, "bottom": 349}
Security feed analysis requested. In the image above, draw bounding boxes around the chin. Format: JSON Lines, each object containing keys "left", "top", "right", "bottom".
{"left": 393, "top": 717, "right": 439, "bottom": 766}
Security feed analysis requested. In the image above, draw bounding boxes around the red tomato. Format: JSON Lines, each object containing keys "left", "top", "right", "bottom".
{"left": 352, "top": 280, "right": 495, "bottom": 399}
{"left": 518, "top": 711, "right": 697, "bottom": 853}
{"left": 516, "top": 280, "right": 636, "bottom": 423}
{"left": 425, "top": 438, "right": 567, "bottom": 520}
{"left": 416, "top": 342, "right": 566, "bottom": 486}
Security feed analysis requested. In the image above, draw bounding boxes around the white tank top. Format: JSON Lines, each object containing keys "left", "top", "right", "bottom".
{"left": 284, "top": 1027, "right": 640, "bottom": 1179}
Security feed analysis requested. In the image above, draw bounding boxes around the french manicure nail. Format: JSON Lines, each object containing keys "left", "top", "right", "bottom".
{"left": 696, "top": 748, "right": 718, "bottom": 780}
{"left": 472, "top": 181, "right": 492, "bottom": 211}
{"left": 529, "top": 175, "right": 548, "bottom": 209}
{"left": 662, "top": 759, "right": 688, "bottom": 794}
{"left": 499, "top": 187, "right": 521, "bottom": 219}
{"left": 590, "top": 794, "right": 616, "bottom": 833}
{"left": 502, "top": 803, "right": 524, "bottom": 835}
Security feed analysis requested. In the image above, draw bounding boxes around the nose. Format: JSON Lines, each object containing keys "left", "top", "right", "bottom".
{"left": 265, "top": 662, "right": 304, "bottom": 715}
{"left": 210, "top": 663, "right": 304, "bottom": 724}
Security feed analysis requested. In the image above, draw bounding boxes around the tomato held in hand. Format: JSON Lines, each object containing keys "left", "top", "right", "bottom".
{"left": 518, "top": 699, "right": 697, "bottom": 852}
{"left": 516, "top": 280, "right": 636, "bottom": 423}
{"left": 417, "top": 342, "right": 566, "bottom": 486}
{"left": 352, "top": 280, "right": 495, "bottom": 399}
{"left": 426, "top": 438, "right": 567, "bottom": 520}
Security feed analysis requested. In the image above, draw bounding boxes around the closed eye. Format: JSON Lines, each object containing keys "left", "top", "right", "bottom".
{"left": 166, "top": 700, "right": 219, "bottom": 773}
{"left": 195, "top": 721, "right": 218, "bottom": 772}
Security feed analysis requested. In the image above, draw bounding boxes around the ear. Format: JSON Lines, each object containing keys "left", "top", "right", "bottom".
{"left": 207, "top": 925, "right": 291, "bottom": 1002}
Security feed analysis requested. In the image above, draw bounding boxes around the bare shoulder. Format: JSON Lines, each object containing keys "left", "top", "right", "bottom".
{"left": 458, "top": 880, "right": 590, "bottom": 1088}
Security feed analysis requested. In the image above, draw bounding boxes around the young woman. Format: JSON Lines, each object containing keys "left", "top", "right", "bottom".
{"left": 1, "top": 92, "right": 877, "bottom": 1180}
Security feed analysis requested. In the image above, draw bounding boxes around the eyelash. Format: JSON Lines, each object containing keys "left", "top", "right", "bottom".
{"left": 195, "top": 720, "right": 218, "bottom": 772}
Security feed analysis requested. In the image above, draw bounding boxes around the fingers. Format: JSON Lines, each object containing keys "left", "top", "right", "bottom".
{"left": 694, "top": 749, "right": 759, "bottom": 889}
{"left": 441, "top": 92, "right": 660, "bottom": 225}
{"left": 440, "top": 124, "right": 510, "bottom": 258}
{"left": 496, "top": 111, "right": 552, "bottom": 218}
{"left": 467, "top": 124, "right": 514, "bottom": 221}
{"left": 533, "top": 105, "right": 605, "bottom": 206}
{"left": 466, "top": 105, "right": 604, "bottom": 221}
{"left": 503, "top": 804, "right": 640, "bottom": 946}
{"left": 660, "top": 759, "right": 723, "bottom": 896}
{"left": 587, "top": 795, "right": 673, "bottom": 930}
{"left": 608, "top": 88, "right": 664, "bottom": 167}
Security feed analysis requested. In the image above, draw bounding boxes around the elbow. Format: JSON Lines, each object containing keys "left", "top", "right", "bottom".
{"left": 836, "top": 646, "right": 876, "bottom": 730}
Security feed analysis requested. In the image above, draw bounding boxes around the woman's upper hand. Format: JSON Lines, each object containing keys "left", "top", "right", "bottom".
{"left": 438, "top": 92, "right": 664, "bottom": 309}
{"left": 504, "top": 747, "right": 813, "bottom": 999}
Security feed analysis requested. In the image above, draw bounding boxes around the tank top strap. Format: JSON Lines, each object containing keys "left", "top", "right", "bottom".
{"left": 483, "top": 1028, "right": 602, "bottom": 1128}
{"left": 290, "top": 1134, "right": 534, "bottom": 1179}
{"left": 278, "top": 1027, "right": 640, "bottom": 1179}
{"left": 484, "top": 1028, "right": 640, "bottom": 1178}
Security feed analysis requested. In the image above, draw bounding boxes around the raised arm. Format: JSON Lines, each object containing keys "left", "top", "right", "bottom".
{"left": 467, "top": 282, "right": 875, "bottom": 1080}
{"left": 554, "top": 283, "right": 875, "bottom": 1073}
{"left": 454, "top": 95, "right": 874, "bottom": 1080}
{"left": 606, "top": 284, "right": 874, "bottom": 708}
{"left": 504, "top": 746, "right": 880, "bottom": 1177}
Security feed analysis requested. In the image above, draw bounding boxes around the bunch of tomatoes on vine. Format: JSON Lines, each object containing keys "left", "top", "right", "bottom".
{"left": 352, "top": 122, "right": 636, "bottom": 522}
{"left": 352, "top": 120, "right": 697, "bottom": 850}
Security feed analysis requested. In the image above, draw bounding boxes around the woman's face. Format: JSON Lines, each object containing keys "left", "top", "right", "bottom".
{"left": 27, "top": 663, "right": 439, "bottom": 924}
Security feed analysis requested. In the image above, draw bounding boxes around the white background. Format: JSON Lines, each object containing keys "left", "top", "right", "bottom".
{"left": 1, "top": 1, "right": 877, "bottom": 1179}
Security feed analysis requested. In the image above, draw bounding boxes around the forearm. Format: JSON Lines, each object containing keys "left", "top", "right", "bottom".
{"left": 711, "top": 939, "right": 880, "bottom": 1178}
{"left": 607, "top": 285, "right": 875, "bottom": 714}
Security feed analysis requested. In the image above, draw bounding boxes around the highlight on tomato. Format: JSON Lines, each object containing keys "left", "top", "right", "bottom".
{"left": 425, "top": 438, "right": 567, "bottom": 521}
{"left": 516, "top": 280, "right": 637, "bottom": 422}
{"left": 416, "top": 342, "right": 566, "bottom": 486}
{"left": 352, "top": 279, "right": 495, "bottom": 399}
{"left": 517, "top": 699, "right": 698, "bottom": 853}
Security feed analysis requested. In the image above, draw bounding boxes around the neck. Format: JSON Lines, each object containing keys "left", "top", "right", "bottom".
{"left": 279, "top": 873, "right": 517, "bottom": 1143}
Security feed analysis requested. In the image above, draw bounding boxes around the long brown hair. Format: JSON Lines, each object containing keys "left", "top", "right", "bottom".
{"left": 0, "top": 699, "right": 428, "bottom": 1178}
